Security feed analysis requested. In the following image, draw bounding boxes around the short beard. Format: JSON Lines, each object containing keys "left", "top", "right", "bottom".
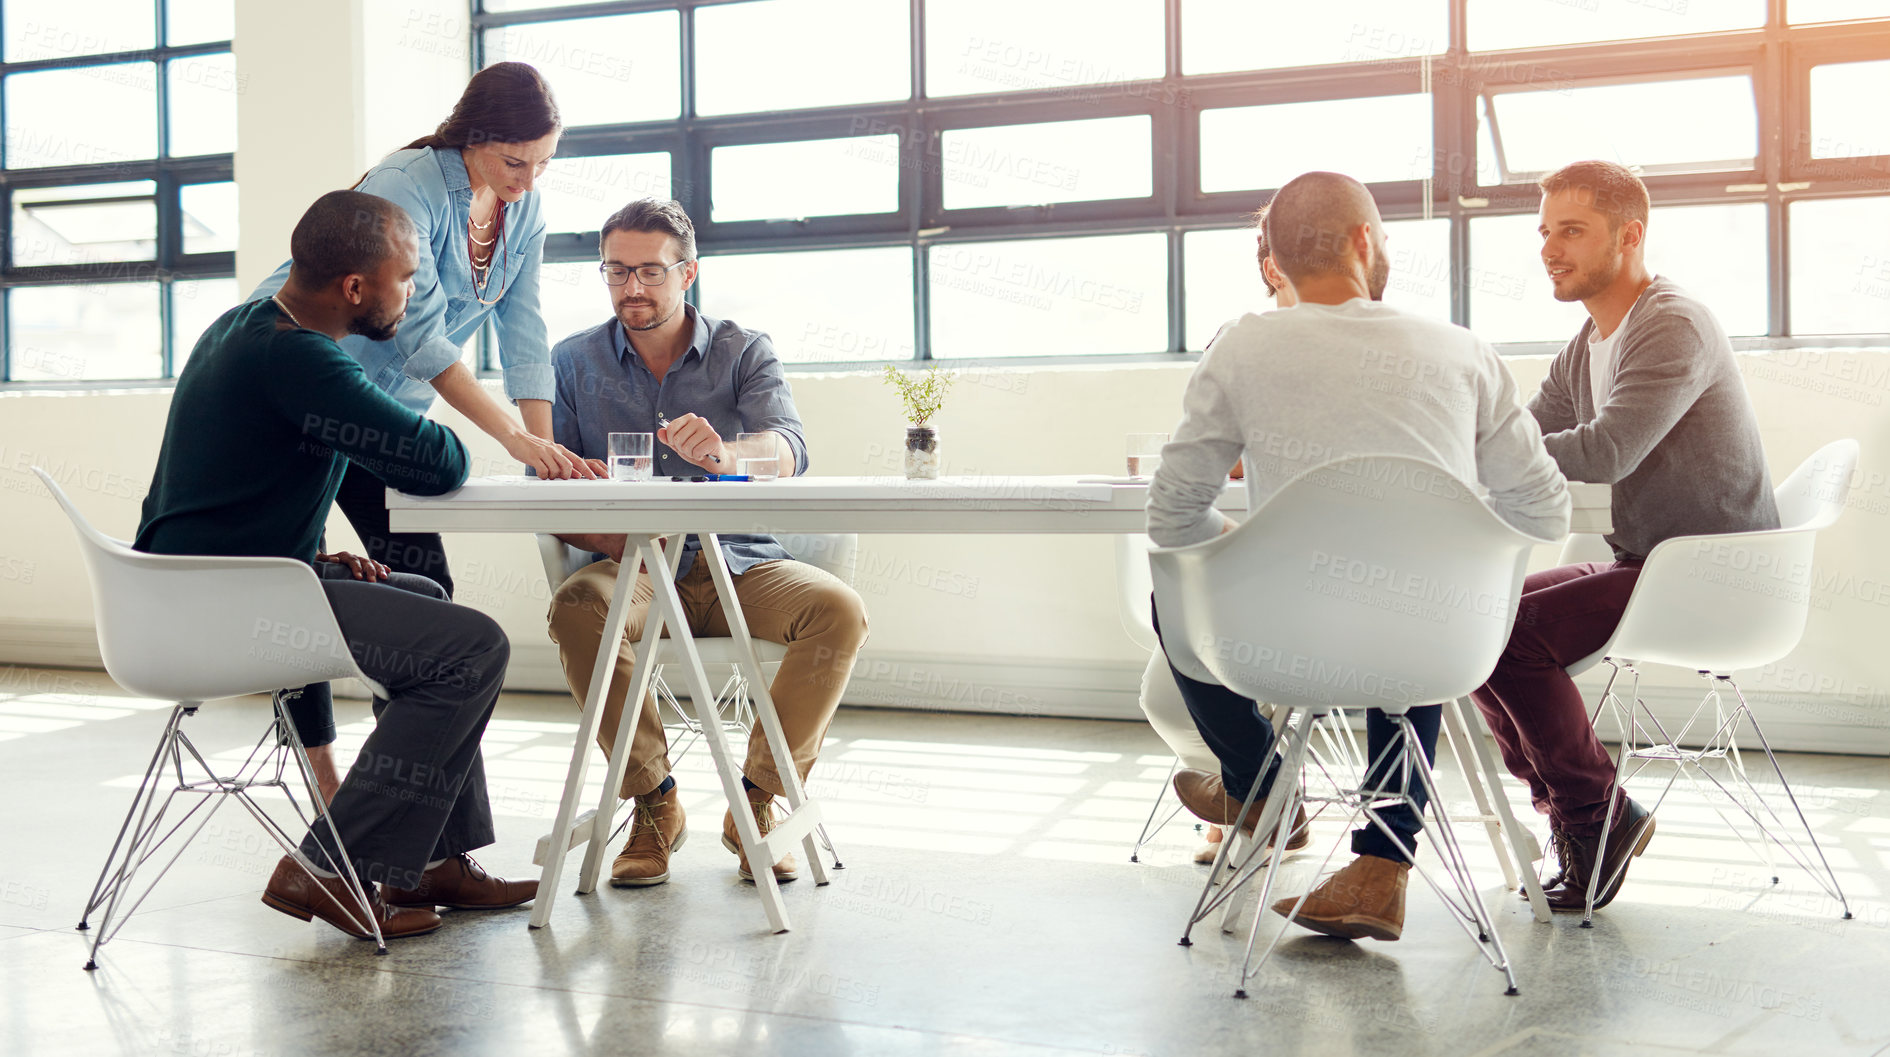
{"left": 349, "top": 310, "right": 403, "bottom": 343}
{"left": 1367, "top": 248, "right": 1390, "bottom": 301}
{"left": 1554, "top": 258, "right": 1618, "bottom": 303}
{"left": 618, "top": 301, "right": 677, "bottom": 333}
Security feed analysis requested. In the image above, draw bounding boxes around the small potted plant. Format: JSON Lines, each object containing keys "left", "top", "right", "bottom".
{"left": 882, "top": 364, "right": 955, "bottom": 480}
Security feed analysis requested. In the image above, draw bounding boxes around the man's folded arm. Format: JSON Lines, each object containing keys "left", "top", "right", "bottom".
{"left": 1539, "top": 313, "right": 1712, "bottom": 485}
{"left": 1527, "top": 338, "right": 1581, "bottom": 437}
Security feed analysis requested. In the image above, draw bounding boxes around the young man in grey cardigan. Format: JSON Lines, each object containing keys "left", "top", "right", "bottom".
{"left": 1470, "top": 160, "right": 1780, "bottom": 913}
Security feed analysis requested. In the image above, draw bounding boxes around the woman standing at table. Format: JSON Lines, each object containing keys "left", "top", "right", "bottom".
{"left": 252, "top": 60, "right": 594, "bottom": 604}
{"left": 252, "top": 62, "right": 593, "bottom": 800}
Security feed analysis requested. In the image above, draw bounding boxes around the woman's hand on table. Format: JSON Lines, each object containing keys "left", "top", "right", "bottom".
{"left": 506, "top": 431, "right": 598, "bottom": 480}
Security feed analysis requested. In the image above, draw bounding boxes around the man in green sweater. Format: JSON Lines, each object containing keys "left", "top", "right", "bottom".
{"left": 136, "top": 190, "right": 535, "bottom": 941}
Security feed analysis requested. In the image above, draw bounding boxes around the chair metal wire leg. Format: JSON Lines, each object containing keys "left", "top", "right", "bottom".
{"left": 1131, "top": 758, "right": 1186, "bottom": 863}
{"left": 81, "top": 696, "right": 390, "bottom": 970}
{"left": 1181, "top": 773, "right": 1264, "bottom": 945}
{"left": 1181, "top": 709, "right": 1299, "bottom": 947}
{"left": 1725, "top": 681, "right": 1849, "bottom": 917}
{"left": 1585, "top": 665, "right": 1641, "bottom": 927}
{"left": 1230, "top": 716, "right": 1518, "bottom": 999}
{"left": 272, "top": 692, "right": 386, "bottom": 953}
{"left": 82, "top": 703, "right": 204, "bottom": 970}
{"left": 79, "top": 703, "right": 187, "bottom": 934}
{"left": 1402, "top": 719, "right": 1518, "bottom": 994}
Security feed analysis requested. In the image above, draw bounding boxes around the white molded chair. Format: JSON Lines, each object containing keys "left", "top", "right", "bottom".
{"left": 1117, "top": 533, "right": 1370, "bottom": 864}
{"left": 1152, "top": 455, "right": 1555, "bottom": 997}
{"left": 36, "top": 468, "right": 391, "bottom": 967}
{"left": 534, "top": 531, "right": 856, "bottom": 862}
{"left": 1564, "top": 439, "right": 1858, "bottom": 924}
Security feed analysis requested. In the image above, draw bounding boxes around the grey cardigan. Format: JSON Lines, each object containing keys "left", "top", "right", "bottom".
{"left": 1530, "top": 276, "right": 1779, "bottom": 561}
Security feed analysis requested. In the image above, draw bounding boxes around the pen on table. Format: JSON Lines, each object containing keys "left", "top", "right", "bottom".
{"left": 654, "top": 413, "right": 721, "bottom": 464}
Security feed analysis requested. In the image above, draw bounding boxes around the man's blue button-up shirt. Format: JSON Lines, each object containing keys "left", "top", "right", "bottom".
{"left": 551, "top": 304, "right": 809, "bottom": 580}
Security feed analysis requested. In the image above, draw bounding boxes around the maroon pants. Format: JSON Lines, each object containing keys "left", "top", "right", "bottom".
{"left": 1471, "top": 561, "right": 1642, "bottom": 835}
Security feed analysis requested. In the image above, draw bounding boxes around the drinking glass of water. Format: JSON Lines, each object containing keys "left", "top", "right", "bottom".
{"left": 735, "top": 433, "right": 780, "bottom": 480}
{"left": 608, "top": 432, "right": 654, "bottom": 482}
{"left": 1126, "top": 433, "right": 1169, "bottom": 478}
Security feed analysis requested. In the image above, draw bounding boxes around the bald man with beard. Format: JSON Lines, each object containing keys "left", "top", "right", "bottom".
{"left": 1147, "top": 171, "right": 1569, "bottom": 942}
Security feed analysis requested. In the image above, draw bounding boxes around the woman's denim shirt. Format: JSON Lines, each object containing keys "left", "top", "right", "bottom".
{"left": 250, "top": 146, "right": 553, "bottom": 414}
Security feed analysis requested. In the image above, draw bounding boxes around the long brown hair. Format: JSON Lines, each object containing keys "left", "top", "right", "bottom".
{"left": 404, "top": 61, "right": 561, "bottom": 152}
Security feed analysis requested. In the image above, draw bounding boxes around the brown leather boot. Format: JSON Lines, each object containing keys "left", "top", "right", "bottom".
{"left": 723, "top": 787, "right": 799, "bottom": 884}
{"left": 1172, "top": 769, "right": 1311, "bottom": 850}
{"left": 1543, "top": 798, "right": 1657, "bottom": 913}
{"left": 261, "top": 856, "right": 441, "bottom": 939}
{"left": 1270, "top": 853, "right": 1411, "bottom": 941}
{"left": 611, "top": 784, "right": 688, "bottom": 888}
{"left": 382, "top": 853, "right": 538, "bottom": 910}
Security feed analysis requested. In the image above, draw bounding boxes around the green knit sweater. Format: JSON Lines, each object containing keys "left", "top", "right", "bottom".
{"left": 135, "top": 298, "right": 468, "bottom": 562}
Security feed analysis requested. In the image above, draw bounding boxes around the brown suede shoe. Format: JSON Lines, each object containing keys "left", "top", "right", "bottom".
{"left": 261, "top": 855, "right": 441, "bottom": 940}
{"left": 382, "top": 854, "right": 537, "bottom": 910}
{"left": 722, "top": 789, "right": 799, "bottom": 884}
{"left": 1544, "top": 798, "right": 1657, "bottom": 913}
{"left": 612, "top": 784, "right": 688, "bottom": 888}
{"left": 1172, "top": 769, "right": 1311, "bottom": 850}
{"left": 1270, "top": 853, "right": 1411, "bottom": 941}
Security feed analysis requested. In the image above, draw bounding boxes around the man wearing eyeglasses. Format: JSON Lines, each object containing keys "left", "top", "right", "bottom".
{"left": 542, "top": 198, "right": 868, "bottom": 890}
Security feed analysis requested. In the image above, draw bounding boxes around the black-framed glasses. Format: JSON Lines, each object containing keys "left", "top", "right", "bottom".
{"left": 600, "top": 260, "right": 690, "bottom": 287}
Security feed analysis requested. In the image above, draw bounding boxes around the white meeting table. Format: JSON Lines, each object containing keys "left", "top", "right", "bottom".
{"left": 389, "top": 474, "right": 1612, "bottom": 932}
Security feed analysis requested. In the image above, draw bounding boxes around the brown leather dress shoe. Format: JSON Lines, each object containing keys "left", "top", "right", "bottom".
{"left": 1270, "top": 853, "right": 1412, "bottom": 941}
{"left": 382, "top": 854, "right": 538, "bottom": 910}
{"left": 261, "top": 855, "right": 441, "bottom": 940}
{"left": 723, "top": 790, "right": 799, "bottom": 884}
{"left": 1544, "top": 798, "right": 1657, "bottom": 913}
{"left": 1171, "top": 769, "right": 1311, "bottom": 850}
{"left": 612, "top": 785, "right": 688, "bottom": 888}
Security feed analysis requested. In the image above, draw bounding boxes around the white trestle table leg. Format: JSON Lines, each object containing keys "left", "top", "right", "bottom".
{"left": 700, "top": 534, "right": 833, "bottom": 888}
{"left": 576, "top": 535, "right": 685, "bottom": 894}
{"left": 641, "top": 533, "right": 801, "bottom": 932}
{"left": 528, "top": 533, "right": 653, "bottom": 929}
{"left": 1451, "top": 696, "right": 1552, "bottom": 924}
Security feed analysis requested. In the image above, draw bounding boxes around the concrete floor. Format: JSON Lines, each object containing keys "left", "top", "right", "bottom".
{"left": 1, "top": 666, "right": 1887, "bottom": 1057}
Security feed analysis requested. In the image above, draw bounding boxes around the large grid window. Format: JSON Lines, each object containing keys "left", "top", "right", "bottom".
{"left": 487, "top": 2, "right": 1890, "bottom": 368}
{"left": 480, "top": 1, "right": 1890, "bottom": 366}
{"left": 0, "top": 0, "right": 236, "bottom": 383}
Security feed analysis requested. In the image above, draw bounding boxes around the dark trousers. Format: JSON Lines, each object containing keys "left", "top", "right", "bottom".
{"left": 1152, "top": 601, "right": 1439, "bottom": 864}
{"left": 283, "top": 565, "right": 449, "bottom": 747}
{"left": 297, "top": 575, "right": 509, "bottom": 890}
{"left": 335, "top": 458, "right": 456, "bottom": 598}
{"left": 1471, "top": 561, "right": 1640, "bottom": 836}
{"left": 284, "top": 463, "right": 457, "bottom": 747}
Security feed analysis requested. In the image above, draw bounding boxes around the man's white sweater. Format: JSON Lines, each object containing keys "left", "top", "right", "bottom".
{"left": 1148, "top": 298, "right": 1571, "bottom": 546}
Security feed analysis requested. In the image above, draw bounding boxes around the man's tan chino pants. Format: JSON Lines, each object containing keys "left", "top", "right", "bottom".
{"left": 547, "top": 556, "right": 868, "bottom": 798}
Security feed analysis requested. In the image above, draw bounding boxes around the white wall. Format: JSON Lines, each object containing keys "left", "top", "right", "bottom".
{"left": 7, "top": 349, "right": 1890, "bottom": 753}
{"left": 232, "top": 0, "right": 467, "bottom": 293}
{"left": 2, "top": 0, "right": 1886, "bottom": 753}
